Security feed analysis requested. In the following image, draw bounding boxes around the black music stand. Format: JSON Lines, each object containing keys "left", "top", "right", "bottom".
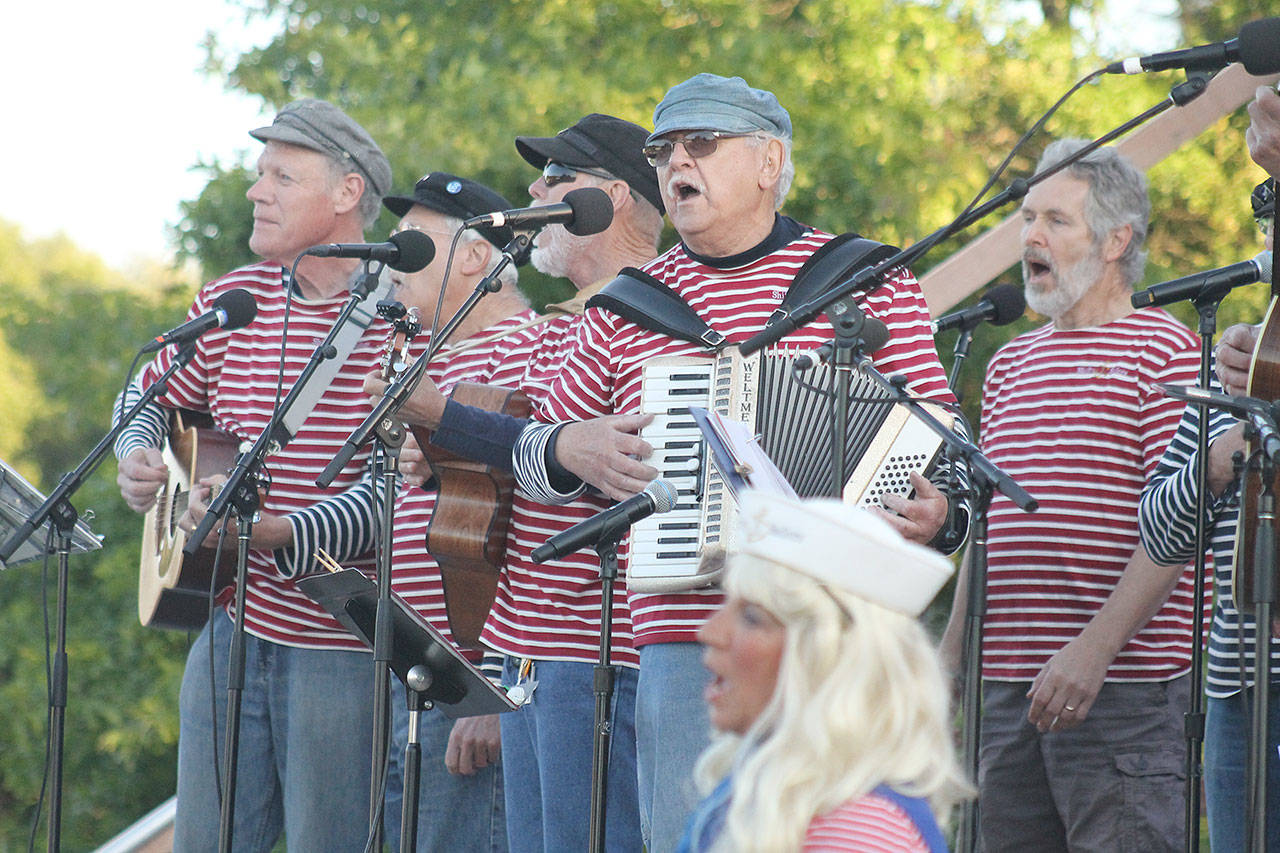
{"left": 0, "top": 458, "right": 102, "bottom": 569}
{"left": 297, "top": 567, "right": 517, "bottom": 853}
{"left": 0, "top": 460, "right": 104, "bottom": 853}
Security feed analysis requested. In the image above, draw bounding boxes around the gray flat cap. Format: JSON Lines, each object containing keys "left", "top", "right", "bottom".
{"left": 250, "top": 98, "right": 392, "bottom": 198}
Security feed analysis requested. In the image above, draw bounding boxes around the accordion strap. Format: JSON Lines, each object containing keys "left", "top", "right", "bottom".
{"left": 769, "top": 231, "right": 900, "bottom": 326}
{"left": 586, "top": 231, "right": 900, "bottom": 350}
{"left": 587, "top": 267, "right": 726, "bottom": 350}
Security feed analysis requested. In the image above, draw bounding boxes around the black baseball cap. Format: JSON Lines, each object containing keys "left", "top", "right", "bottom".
{"left": 515, "top": 113, "right": 665, "bottom": 214}
{"left": 383, "top": 172, "right": 518, "bottom": 250}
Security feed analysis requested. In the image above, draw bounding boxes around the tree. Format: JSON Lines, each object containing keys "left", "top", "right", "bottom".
{"left": 0, "top": 221, "right": 196, "bottom": 848}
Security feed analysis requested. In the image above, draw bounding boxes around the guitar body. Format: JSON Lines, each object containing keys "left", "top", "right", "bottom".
{"left": 413, "top": 381, "right": 532, "bottom": 647}
{"left": 138, "top": 410, "right": 239, "bottom": 630}
{"left": 1233, "top": 295, "right": 1280, "bottom": 607}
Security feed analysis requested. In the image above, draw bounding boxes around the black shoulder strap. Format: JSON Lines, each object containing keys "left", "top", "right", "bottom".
{"left": 586, "top": 267, "right": 726, "bottom": 350}
{"left": 772, "top": 232, "right": 900, "bottom": 325}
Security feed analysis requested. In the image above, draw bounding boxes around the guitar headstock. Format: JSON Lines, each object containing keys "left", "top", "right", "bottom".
{"left": 377, "top": 300, "right": 422, "bottom": 381}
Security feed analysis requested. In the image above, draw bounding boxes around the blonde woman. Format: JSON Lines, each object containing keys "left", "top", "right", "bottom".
{"left": 678, "top": 492, "right": 971, "bottom": 852}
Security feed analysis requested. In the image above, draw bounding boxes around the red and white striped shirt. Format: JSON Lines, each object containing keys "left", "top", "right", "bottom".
{"left": 130, "top": 264, "right": 388, "bottom": 650}
{"left": 980, "top": 309, "right": 1204, "bottom": 681}
{"left": 388, "top": 310, "right": 550, "bottom": 649}
{"left": 479, "top": 309, "right": 644, "bottom": 667}
{"left": 529, "top": 223, "right": 954, "bottom": 647}
{"left": 803, "top": 793, "right": 931, "bottom": 852}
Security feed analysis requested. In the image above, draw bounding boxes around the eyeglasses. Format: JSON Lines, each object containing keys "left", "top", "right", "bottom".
{"left": 642, "top": 130, "right": 761, "bottom": 167}
{"left": 391, "top": 222, "right": 456, "bottom": 239}
{"left": 542, "top": 161, "right": 617, "bottom": 187}
{"left": 1258, "top": 216, "right": 1275, "bottom": 238}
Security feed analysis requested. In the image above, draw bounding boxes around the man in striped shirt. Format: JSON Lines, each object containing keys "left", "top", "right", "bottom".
{"left": 942, "top": 139, "right": 1201, "bottom": 851}
{"left": 113, "top": 99, "right": 394, "bottom": 851}
{"left": 370, "top": 115, "right": 668, "bottom": 851}
{"left": 371, "top": 171, "right": 536, "bottom": 852}
{"left": 1140, "top": 86, "right": 1280, "bottom": 851}
{"left": 507, "top": 74, "right": 959, "bottom": 852}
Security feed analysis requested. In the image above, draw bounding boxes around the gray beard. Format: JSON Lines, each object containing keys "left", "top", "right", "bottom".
{"left": 531, "top": 226, "right": 590, "bottom": 280}
{"left": 1024, "top": 250, "right": 1104, "bottom": 320}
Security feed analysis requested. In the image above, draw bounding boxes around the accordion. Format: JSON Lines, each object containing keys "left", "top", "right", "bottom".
{"left": 629, "top": 347, "right": 952, "bottom": 592}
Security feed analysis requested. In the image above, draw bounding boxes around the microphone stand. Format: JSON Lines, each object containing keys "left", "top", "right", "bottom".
{"left": 1180, "top": 291, "right": 1221, "bottom": 853}
{"left": 739, "top": 73, "right": 1213, "bottom": 360}
{"left": 181, "top": 260, "right": 386, "bottom": 852}
{"left": 318, "top": 234, "right": 531, "bottom": 489}
{"left": 367, "top": 425, "right": 404, "bottom": 852}
{"left": 826, "top": 296, "right": 875, "bottom": 495}
{"left": 1242, "top": 416, "right": 1279, "bottom": 853}
{"left": 948, "top": 327, "right": 975, "bottom": 402}
{"left": 0, "top": 341, "right": 201, "bottom": 852}
{"left": 838, "top": 360, "right": 1037, "bottom": 853}
{"left": 589, "top": 522, "right": 628, "bottom": 853}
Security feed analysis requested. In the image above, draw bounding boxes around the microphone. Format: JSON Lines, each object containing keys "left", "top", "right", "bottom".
{"left": 1131, "top": 251, "right": 1271, "bottom": 309}
{"left": 931, "top": 283, "right": 1026, "bottom": 335}
{"left": 305, "top": 228, "right": 436, "bottom": 272}
{"left": 464, "top": 187, "right": 614, "bottom": 237}
{"left": 1105, "top": 17, "right": 1280, "bottom": 75}
{"left": 1159, "top": 383, "right": 1280, "bottom": 461}
{"left": 531, "top": 479, "right": 679, "bottom": 563}
{"left": 794, "top": 317, "right": 891, "bottom": 370}
{"left": 142, "top": 288, "right": 258, "bottom": 353}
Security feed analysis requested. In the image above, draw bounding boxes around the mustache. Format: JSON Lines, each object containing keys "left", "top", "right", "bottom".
{"left": 665, "top": 174, "right": 706, "bottom": 198}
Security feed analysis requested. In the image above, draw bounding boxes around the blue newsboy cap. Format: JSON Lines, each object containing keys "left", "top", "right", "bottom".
{"left": 647, "top": 73, "right": 792, "bottom": 144}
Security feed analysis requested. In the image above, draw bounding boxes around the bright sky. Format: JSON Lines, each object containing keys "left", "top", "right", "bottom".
{"left": 0, "top": 0, "right": 277, "bottom": 268}
{"left": 0, "top": 0, "right": 1183, "bottom": 271}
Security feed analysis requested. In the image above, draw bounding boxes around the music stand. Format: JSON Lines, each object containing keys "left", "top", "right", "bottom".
{"left": 298, "top": 568, "right": 517, "bottom": 853}
{"left": 298, "top": 567, "right": 515, "bottom": 717}
{"left": 0, "top": 458, "right": 101, "bottom": 569}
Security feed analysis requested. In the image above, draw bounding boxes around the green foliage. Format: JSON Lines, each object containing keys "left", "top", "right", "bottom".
{"left": 0, "top": 223, "right": 197, "bottom": 848}
{"left": 4, "top": 0, "right": 1278, "bottom": 843}
{"left": 170, "top": 159, "right": 258, "bottom": 284}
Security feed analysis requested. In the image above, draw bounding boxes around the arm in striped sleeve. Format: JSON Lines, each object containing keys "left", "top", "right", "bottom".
{"left": 1138, "top": 397, "right": 1239, "bottom": 565}
{"left": 112, "top": 378, "right": 172, "bottom": 460}
{"left": 512, "top": 422, "right": 588, "bottom": 505}
{"left": 273, "top": 469, "right": 378, "bottom": 577}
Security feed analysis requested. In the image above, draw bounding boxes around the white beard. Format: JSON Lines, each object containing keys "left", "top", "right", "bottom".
{"left": 1023, "top": 247, "right": 1104, "bottom": 320}
{"left": 530, "top": 224, "right": 592, "bottom": 280}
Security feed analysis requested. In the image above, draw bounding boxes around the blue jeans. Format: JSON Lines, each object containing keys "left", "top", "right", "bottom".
{"left": 1205, "top": 686, "right": 1280, "bottom": 852}
{"left": 636, "top": 642, "right": 712, "bottom": 853}
{"left": 499, "top": 657, "right": 641, "bottom": 852}
{"left": 174, "top": 609, "right": 375, "bottom": 852}
{"left": 383, "top": 678, "right": 507, "bottom": 852}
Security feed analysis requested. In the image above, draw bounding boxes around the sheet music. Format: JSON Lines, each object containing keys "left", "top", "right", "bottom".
{"left": 690, "top": 406, "right": 797, "bottom": 502}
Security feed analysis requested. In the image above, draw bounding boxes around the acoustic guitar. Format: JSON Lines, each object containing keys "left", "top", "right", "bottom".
{"left": 413, "top": 382, "right": 531, "bottom": 648}
{"left": 1232, "top": 295, "right": 1280, "bottom": 608}
{"left": 137, "top": 410, "right": 239, "bottom": 630}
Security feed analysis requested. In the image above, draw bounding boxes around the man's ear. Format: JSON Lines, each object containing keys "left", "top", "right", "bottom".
{"left": 1103, "top": 224, "right": 1133, "bottom": 265}
{"left": 759, "top": 137, "right": 785, "bottom": 191}
{"left": 333, "top": 172, "right": 365, "bottom": 217}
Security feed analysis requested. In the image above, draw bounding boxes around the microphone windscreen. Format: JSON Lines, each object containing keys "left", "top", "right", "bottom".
{"left": 1257, "top": 250, "right": 1273, "bottom": 284}
{"left": 388, "top": 229, "right": 437, "bottom": 273}
{"left": 1239, "top": 17, "right": 1280, "bottom": 75}
{"left": 562, "top": 187, "right": 615, "bottom": 236}
{"left": 861, "top": 317, "right": 892, "bottom": 353}
{"left": 213, "top": 288, "right": 258, "bottom": 330}
{"left": 644, "top": 479, "right": 680, "bottom": 513}
{"left": 986, "top": 282, "right": 1027, "bottom": 326}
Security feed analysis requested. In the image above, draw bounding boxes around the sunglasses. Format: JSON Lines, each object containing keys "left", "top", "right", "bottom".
{"left": 542, "top": 161, "right": 617, "bottom": 187}
{"left": 642, "top": 130, "right": 760, "bottom": 167}
{"left": 1259, "top": 217, "right": 1275, "bottom": 239}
